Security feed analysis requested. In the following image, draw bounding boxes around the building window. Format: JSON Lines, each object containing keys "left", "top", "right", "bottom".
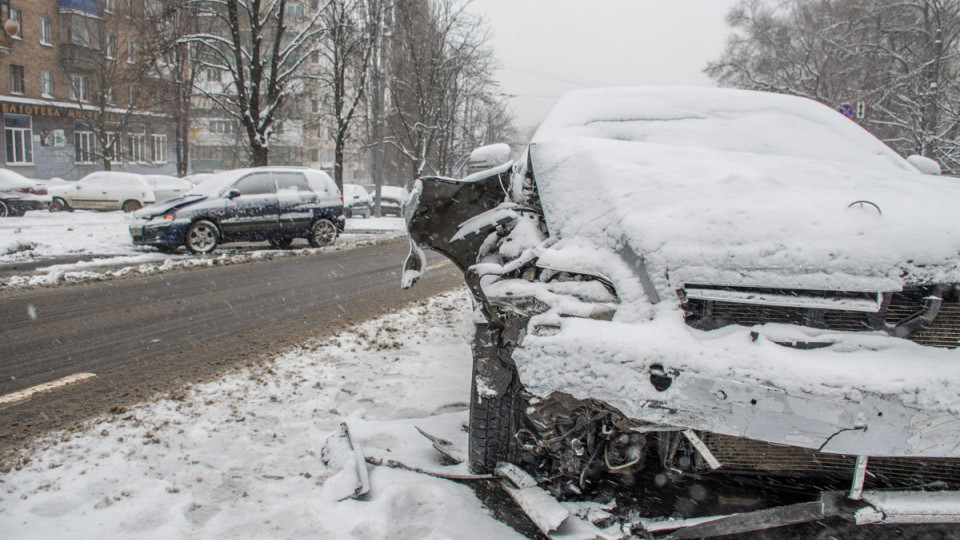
{"left": 127, "top": 41, "right": 136, "bottom": 63}
{"left": 9, "top": 9, "right": 21, "bottom": 40}
{"left": 210, "top": 120, "right": 234, "bottom": 134}
{"left": 128, "top": 133, "right": 146, "bottom": 162}
{"left": 126, "top": 0, "right": 134, "bottom": 17}
{"left": 70, "top": 75, "right": 88, "bottom": 101}
{"left": 310, "top": 50, "right": 321, "bottom": 64}
{"left": 311, "top": 98, "right": 320, "bottom": 113}
{"left": 128, "top": 84, "right": 136, "bottom": 106}
{"left": 285, "top": 2, "right": 303, "bottom": 16}
{"left": 39, "top": 16, "right": 52, "bottom": 45}
{"left": 10, "top": 65, "right": 24, "bottom": 94}
{"left": 75, "top": 130, "right": 96, "bottom": 164}
{"left": 105, "top": 0, "right": 115, "bottom": 12}
{"left": 106, "top": 35, "right": 116, "bottom": 59}
{"left": 150, "top": 134, "right": 167, "bottom": 163}
{"left": 205, "top": 68, "right": 221, "bottom": 82}
{"left": 41, "top": 70, "right": 53, "bottom": 98}
{"left": 104, "top": 83, "right": 115, "bottom": 104}
{"left": 4, "top": 114, "right": 34, "bottom": 164}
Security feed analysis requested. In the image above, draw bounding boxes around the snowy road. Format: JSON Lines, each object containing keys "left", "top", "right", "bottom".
{"left": 0, "top": 239, "right": 463, "bottom": 458}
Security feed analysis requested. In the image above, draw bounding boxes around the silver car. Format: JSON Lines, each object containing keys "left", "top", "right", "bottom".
{"left": 404, "top": 87, "right": 960, "bottom": 536}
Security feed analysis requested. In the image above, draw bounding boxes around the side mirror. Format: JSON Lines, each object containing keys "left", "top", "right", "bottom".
{"left": 907, "top": 155, "right": 942, "bottom": 175}
{"left": 467, "top": 143, "right": 512, "bottom": 175}
{"left": 226, "top": 189, "right": 241, "bottom": 199}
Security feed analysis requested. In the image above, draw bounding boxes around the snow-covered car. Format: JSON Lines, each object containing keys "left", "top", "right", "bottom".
{"left": 376, "top": 185, "right": 408, "bottom": 217}
{"left": 0, "top": 169, "right": 49, "bottom": 217}
{"left": 145, "top": 175, "right": 194, "bottom": 202}
{"left": 129, "top": 167, "right": 344, "bottom": 254}
{"left": 343, "top": 183, "right": 373, "bottom": 218}
{"left": 403, "top": 87, "right": 960, "bottom": 535}
{"left": 48, "top": 171, "right": 155, "bottom": 212}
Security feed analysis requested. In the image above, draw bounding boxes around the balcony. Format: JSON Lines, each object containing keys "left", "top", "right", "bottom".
{"left": 60, "top": 43, "right": 103, "bottom": 70}
{"left": 59, "top": 0, "right": 103, "bottom": 17}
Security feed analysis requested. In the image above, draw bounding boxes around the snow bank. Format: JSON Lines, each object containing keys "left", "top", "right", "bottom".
{"left": 0, "top": 290, "right": 522, "bottom": 539}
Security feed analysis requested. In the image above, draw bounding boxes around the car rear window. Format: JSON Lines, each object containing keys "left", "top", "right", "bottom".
{"left": 276, "top": 172, "right": 311, "bottom": 192}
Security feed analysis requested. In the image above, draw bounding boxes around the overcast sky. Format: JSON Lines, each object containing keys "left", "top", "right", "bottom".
{"left": 467, "top": 0, "right": 743, "bottom": 128}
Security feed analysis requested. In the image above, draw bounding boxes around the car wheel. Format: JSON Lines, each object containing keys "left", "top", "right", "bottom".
{"left": 344, "top": 207, "right": 353, "bottom": 219}
{"left": 307, "top": 219, "right": 337, "bottom": 247}
{"left": 122, "top": 200, "right": 142, "bottom": 213}
{"left": 0, "top": 200, "right": 8, "bottom": 218}
{"left": 269, "top": 238, "right": 294, "bottom": 249}
{"left": 184, "top": 220, "right": 220, "bottom": 254}
{"left": 468, "top": 325, "right": 525, "bottom": 474}
{"left": 49, "top": 197, "right": 72, "bottom": 212}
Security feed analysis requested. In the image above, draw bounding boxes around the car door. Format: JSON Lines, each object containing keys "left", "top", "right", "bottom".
{"left": 219, "top": 172, "right": 281, "bottom": 240}
{"left": 275, "top": 171, "right": 316, "bottom": 233}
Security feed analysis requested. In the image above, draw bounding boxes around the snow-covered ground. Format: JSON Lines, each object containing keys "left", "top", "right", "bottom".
{"left": 0, "top": 210, "right": 407, "bottom": 288}
{"left": 0, "top": 289, "right": 528, "bottom": 539}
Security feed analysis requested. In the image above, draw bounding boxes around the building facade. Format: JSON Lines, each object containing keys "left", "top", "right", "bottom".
{"left": 1, "top": 0, "right": 176, "bottom": 179}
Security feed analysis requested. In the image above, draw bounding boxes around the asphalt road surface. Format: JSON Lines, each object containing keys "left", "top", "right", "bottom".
{"left": 0, "top": 239, "right": 463, "bottom": 459}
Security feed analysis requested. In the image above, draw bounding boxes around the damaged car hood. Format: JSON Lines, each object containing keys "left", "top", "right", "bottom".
{"left": 528, "top": 87, "right": 960, "bottom": 292}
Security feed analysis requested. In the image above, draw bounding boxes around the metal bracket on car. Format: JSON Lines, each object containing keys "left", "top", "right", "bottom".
{"left": 618, "top": 243, "right": 660, "bottom": 304}
{"left": 890, "top": 285, "right": 942, "bottom": 338}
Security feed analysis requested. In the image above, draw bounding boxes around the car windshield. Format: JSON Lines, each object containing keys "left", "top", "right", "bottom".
{"left": 532, "top": 87, "right": 915, "bottom": 174}
{"left": 188, "top": 170, "right": 250, "bottom": 196}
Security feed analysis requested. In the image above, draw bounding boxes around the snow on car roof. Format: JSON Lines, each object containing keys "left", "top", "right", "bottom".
{"left": 527, "top": 86, "right": 960, "bottom": 289}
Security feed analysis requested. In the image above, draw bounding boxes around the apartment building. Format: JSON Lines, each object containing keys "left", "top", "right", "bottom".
{"left": 0, "top": 0, "right": 175, "bottom": 179}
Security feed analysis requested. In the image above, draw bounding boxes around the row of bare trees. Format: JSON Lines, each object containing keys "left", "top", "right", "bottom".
{"left": 707, "top": 0, "right": 960, "bottom": 174}
{"left": 66, "top": 0, "right": 514, "bottom": 190}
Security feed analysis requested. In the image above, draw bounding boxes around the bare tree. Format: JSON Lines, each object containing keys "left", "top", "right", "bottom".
{"left": 62, "top": 3, "right": 162, "bottom": 171}
{"left": 307, "top": 0, "right": 383, "bottom": 191}
{"left": 384, "top": 0, "right": 511, "bottom": 182}
{"left": 181, "top": 0, "right": 329, "bottom": 166}
{"left": 707, "top": 0, "right": 960, "bottom": 173}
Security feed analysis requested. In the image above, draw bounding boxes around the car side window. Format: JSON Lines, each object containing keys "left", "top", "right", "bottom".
{"left": 276, "top": 172, "right": 311, "bottom": 192}
{"left": 234, "top": 173, "right": 276, "bottom": 195}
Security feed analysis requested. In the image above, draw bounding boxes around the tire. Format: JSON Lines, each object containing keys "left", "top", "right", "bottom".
{"left": 307, "top": 219, "right": 337, "bottom": 247}
{"left": 269, "top": 238, "right": 294, "bottom": 249}
{"left": 184, "top": 220, "right": 220, "bottom": 254}
{"left": 49, "top": 197, "right": 72, "bottom": 212}
{"left": 344, "top": 207, "right": 353, "bottom": 219}
{"left": 121, "top": 200, "right": 142, "bottom": 213}
{"left": 468, "top": 325, "right": 524, "bottom": 474}
{"left": 0, "top": 200, "right": 8, "bottom": 217}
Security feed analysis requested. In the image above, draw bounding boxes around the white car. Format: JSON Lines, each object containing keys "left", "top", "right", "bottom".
{"left": 0, "top": 169, "right": 49, "bottom": 217}
{"left": 342, "top": 183, "right": 373, "bottom": 218}
{"left": 49, "top": 172, "right": 156, "bottom": 212}
{"left": 376, "top": 185, "right": 408, "bottom": 217}
{"left": 145, "top": 175, "right": 194, "bottom": 202}
{"left": 404, "top": 86, "right": 960, "bottom": 535}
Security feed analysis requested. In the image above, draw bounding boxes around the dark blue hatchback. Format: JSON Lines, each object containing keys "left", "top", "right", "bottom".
{"left": 129, "top": 167, "right": 345, "bottom": 254}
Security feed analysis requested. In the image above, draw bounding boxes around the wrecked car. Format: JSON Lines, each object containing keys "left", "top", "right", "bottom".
{"left": 402, "top": 86, "right": 960, "bottom": 536}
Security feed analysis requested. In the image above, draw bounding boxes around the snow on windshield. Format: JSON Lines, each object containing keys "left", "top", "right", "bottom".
{"left": 189, "top": 169, "right": 249, "bottom": 196}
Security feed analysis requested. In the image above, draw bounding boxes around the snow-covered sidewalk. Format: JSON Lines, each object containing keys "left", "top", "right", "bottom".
{"left": 0, "top": 289, "right": 523, "bottom": 539}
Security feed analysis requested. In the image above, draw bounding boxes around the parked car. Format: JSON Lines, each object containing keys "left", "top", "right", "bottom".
{"left": 403, "top": 87, "right": 960, "bottom": 535}
{"left": 0, "top": 169, "right": 49, "bottom": 217}
{"left": 342, "top": 183, "right": 373, "bottom": 218}
{"left": 129, "top": 167, "right": 344, "bottom": 254}
{"left": 48, "top": 172, "right": 155, "bottom": 212}
{"left": 376, "top": 185, "right": 408, "bottom": 217}
{"left": 145, "top": 175, "right": 194, "bottom": 202}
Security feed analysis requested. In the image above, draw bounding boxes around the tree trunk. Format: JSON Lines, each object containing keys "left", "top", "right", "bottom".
{"left": 251, "top": 143, "right": 269, "bottom": 167}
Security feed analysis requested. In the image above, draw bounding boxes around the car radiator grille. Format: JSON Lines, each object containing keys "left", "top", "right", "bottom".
{"left": 696, "top": 433, "right": 960, "bottom": 488}
{"left": 697, "top": 289, "right": 960, "bottom": 349}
